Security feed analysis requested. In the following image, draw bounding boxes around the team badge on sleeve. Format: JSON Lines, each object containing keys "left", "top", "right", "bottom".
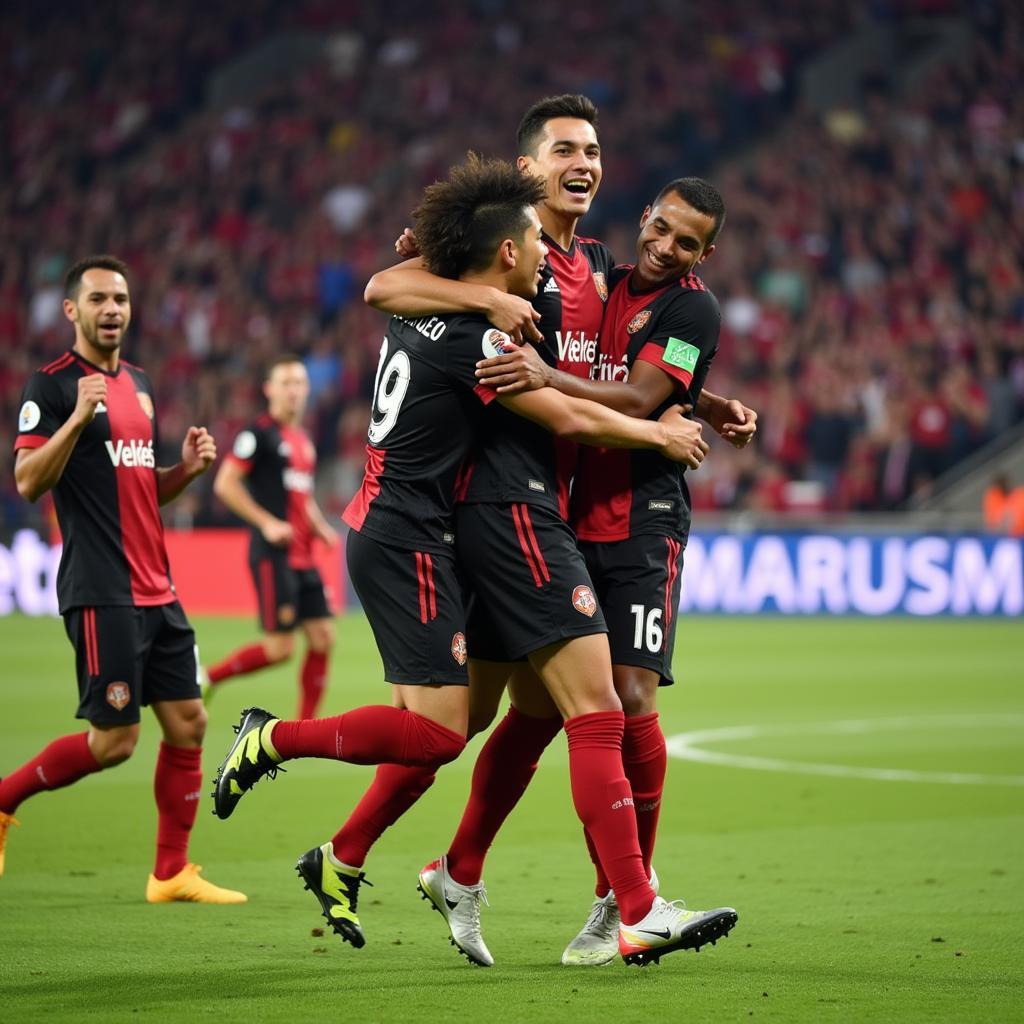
{"left": 627, "top": 310, "right": 652, "bottom": 334}
{"left": 482, "top": 329, "right": 517, "bottom": 358}
{"left": 451, "top": 632, "right": 467, "bottom": 666}
{"left": 18, "top": 400, "right": 41, "bottom": 431}
{"left": 592, "top": 272, "right": 608, "bottom": 302}
{"left": 663, "top": 337, "right": 700, "bottom": 374}
{"left": 572, "top": 585, "right": 597, "bottom": 617}
{"left": 233, "top": 431, "right": 257, "bottom": 459}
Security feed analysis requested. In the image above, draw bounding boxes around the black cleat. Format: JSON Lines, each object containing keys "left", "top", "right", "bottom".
{"left": 296, "top": 843, "right": 371, "bottom": 949}
{"left": 211, "top": 707, "right": 284, "bottom": 820}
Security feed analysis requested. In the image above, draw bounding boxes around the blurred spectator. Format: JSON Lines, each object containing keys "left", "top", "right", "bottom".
{"left": 982, "top": 474, "right": 1024, "bottom": 536}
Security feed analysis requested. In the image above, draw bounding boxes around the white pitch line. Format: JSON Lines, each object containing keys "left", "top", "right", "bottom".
{"left": 665, "top": 714, "right": 1024, "bottom": 787}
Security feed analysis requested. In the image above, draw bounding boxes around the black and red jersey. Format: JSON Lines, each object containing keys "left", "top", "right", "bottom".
{"left": 225, "top": 416, "right": 318, "bottom": 569}
{"left": 459, "top": 234, "right": 614, "bottom": 518}
{"left": 343, "top": 313, "right": 498, "bottom": 553}
{"left": 571, "top": 266, "right": 721, "bottom": 543}
{"left": 14, "top": 350, "right": 175, "bottom": 613}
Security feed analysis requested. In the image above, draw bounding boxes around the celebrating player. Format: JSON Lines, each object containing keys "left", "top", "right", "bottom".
{"left": 204, "top": 355, "right": 337, "bottom": 719}
{"left": 2, "top": 255, "right": 245, "bottom": 904}
{"left": 477, "top": 176, "right": 756, "bottom": 964}
{"left": 364, "top": 101, "right": 739, "bottom": 968}
{"left": 210, "top": 155, "right": 711, "bottom": 961}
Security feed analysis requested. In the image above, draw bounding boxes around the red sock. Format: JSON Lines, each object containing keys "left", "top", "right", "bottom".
{"left": 0, "top": 732, "right": 101, "bottom": 814}
{"left": 153, "top": 743, "right": 203, "bottom": 880}
{"left": 207, "top": 643, "right": 273, "bottom": 685}
{"left": 447, "top": 707, "right": 563, "bottom": 886}
{"left": 564, "top": 711, "right": 652, "bottom": 926}
{"left": 583, "top": 828, "right": 611, "bottom": 897}
{"left": 623, "top": 712, "right": 666, "bottom": 880}
{"left": 270, "top": 706, "right": 464, "bottom": 768}
{"left": 331, "top": 764, "right": 437, "bottom": 867}
{"left": 297, "top": 651, "right": 329, "bottom": 719}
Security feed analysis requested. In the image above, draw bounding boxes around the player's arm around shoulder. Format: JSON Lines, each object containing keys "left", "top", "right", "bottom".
{"left": 14, "top": 373, "right": 106, "bottom": 502}
{"left": 156, "top": 426, "right": 217, "bottom": 505}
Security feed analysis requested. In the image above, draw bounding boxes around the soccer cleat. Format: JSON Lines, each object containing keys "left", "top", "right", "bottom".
{"left": 619, "top": 896, "right": 738, "bottom": 967}
{"left": 417, "top": 856, "right": 493, "bottom": 967}
{"left": 211, "top": 707, "right": 283, "bottom": 819}
{"left": 145, "top": 863, "right": 247, "bottom": 904}
{"left": 0, "top": 811, "right": 20, "bottom": 878}
{"left": 296, "top": 842, "right": 371, "bottom": 949}
{"left": 562, "top": 867, "right": 659, "bottom": 966}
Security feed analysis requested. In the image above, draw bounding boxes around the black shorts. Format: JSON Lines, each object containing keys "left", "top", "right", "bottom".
{"left": 249, "top": 551, "right": 331, "bottom": 632}
{"left": 347, "top": 529, "right": 468, "bottom": 686}
{"left": 456, "top": 502, "right": 607, "bottom": 662}
{"left": 63, "top": 602, "right": 201, "bottom": 725}
{"left": 579, "top": 535, "right": 685, "bottom": 686}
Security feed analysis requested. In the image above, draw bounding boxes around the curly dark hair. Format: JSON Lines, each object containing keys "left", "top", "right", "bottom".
{"left": 653, "top": 177, "right": 727, "bottom": 245}
{"left": 64, "top": 254, "right": 129, "bottom": 299}
{"left": 414, "top": 153, "right": 546, "bottom": 280}
{"left": 516, "top": 94, "right": 599, "bottom": 158}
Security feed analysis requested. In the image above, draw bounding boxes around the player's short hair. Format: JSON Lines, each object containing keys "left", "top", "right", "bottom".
{"left": 516, "top": 94, "right": 599, "bottom": 157}
{"left": 414, "top": 153, "right": 547, "bottom": 280}
{"left": 653, "top": 178, "right": 727, "bottom": 246}
{"left": 64, "top": 255, "right": 129, "bottom": 300}
{"left": 265, "top": 353, "right": 305, "bottom": 379}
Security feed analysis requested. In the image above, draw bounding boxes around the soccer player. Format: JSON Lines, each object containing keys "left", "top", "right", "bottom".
{"left": 204, "top": 355, "right": 337, "bottom": 718}
{"left": 477, "top": 177, "right": 756, "bottom": 964}
{"left": 364, "top": 99, "right": 741, "bottom": 962}
{"left": 211, "top": 155, "right": 712, "bottom": 961}
{"left": 1, "top": 255, "right": 245, "bottom": 904}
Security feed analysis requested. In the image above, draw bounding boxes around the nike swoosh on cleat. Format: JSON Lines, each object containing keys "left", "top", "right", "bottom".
{"left": 445, "top": 897, "right": 460, "bottom": 910}
{"left": 637, "top": 928, "right": 672, "bottom": 940}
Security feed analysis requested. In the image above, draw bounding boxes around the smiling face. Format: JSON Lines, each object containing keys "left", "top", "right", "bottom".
{"left": 633, "top": 191, "right": 718, "bottom": 290}
{"left": 518, "top": 116, "right": 602, "bottom": 228}
{"left": 63, "top": 267, "right": 131, "bottom": 360}
{"left": 508, "top": 205, "right": 549, "bottom": 299}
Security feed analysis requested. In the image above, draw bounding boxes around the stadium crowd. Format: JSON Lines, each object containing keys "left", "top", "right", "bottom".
{"left": 1, "top": 0, "right": 1021, "bottom": 528}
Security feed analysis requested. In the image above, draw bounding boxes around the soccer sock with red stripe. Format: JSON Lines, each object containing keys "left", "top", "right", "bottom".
{"left": 564, "top": 711, "right": 653, "bottom": 926}
{"left": 0, "top": 732, "right": 101, "bottom": 814}
{"left": 446, "top": 706, "right": 563, "bottom": 886}
{"left": 623, "top": 712, "right": 667, "bottom": 880}
{"left": 270, "top": 706, "right": 465, "bottom": 768}
{"left": 297, "top": 650, "right": 329, "bottom": 719}
{"left": 153, "top": 743, "right": 202, "bottom": 880}
{"left": 207, "top": 643, "right": 273, "bottom": 685}
{"left": 331, "top": 764, "right": 437, "bottom": 867}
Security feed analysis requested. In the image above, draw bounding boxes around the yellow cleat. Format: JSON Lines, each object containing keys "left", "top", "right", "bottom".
{"left": 0, "top": 811, "right": 20, "bottom": 878}
{"left": 146, "top": 863, "right": 247, "bottom": 904}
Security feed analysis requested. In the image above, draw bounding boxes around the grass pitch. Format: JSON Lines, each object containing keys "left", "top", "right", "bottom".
{"left": 1, "top": 613, "right": 1022, "bottom": 1023}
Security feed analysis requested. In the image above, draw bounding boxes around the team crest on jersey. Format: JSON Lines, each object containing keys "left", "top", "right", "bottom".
{"left": 136, "top": 391, "right": 154, "bottom": 419}
{"left": 106, "top": 682, "right": 131, "bottom": 711}
{"left": 451, "top": 632, "right": 467, "bottom": 666}
{"left": 572, "top": 585, "right": 597, "bottom": 618}
{"left": 627, "top": 310, "right": 652, "bottom": 334}
{"left": 482, "top": 328, "right": 516, "bottom": 358}
{"left": 278, "top": 441, "right": 291, "bottom": 458}
{"left": 592, "top": 272, "right": 608, "bottom": 302}
{"left": 18, "top": 400, "right": 41, "bottom": 431}
{"left": 278, "top": 604, "right": 296, "bottom": 627}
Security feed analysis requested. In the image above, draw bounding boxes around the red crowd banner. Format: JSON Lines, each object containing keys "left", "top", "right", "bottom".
{"left": 164, "top": 529, "right": 345, "bottom": 616}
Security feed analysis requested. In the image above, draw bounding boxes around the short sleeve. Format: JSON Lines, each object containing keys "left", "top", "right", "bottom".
{"left": 635, "top": 290, "right": 720, "bottom": 391}
{"left": 225, "top": 424, "right": 264, "bottom": 473}
{"left": 14, "top": 372, "right": 69, "bottom": 452}
{"left": 448, "top": 322, "right": 509, "bottom": 406}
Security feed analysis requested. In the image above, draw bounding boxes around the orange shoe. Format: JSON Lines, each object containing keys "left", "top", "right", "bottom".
{"left": 0, "top": 811, "right": 20, "bottom": 877}
{"left": 146, "top": 863, "right": 247, "bottom": 904}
